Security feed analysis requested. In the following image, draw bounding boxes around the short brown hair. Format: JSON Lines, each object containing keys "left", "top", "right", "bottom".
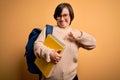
{"left": 54, "top": 3, "right": 74, "bottom": 25}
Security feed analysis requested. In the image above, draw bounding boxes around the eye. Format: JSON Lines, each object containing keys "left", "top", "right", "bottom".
{"left": 63, "top": 14, "right": 68, "bottom": 17}
{"left": 56, "top": 14, "right": 69, "bottom": 20}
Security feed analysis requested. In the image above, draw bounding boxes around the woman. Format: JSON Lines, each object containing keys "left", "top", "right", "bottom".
{"left": 34, "top": 3, "right": 96, "bottom": 80}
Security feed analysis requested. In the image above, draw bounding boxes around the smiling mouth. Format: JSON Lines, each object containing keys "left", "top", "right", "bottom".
{"left": 59, "top": 21, "right": 64, "bottom": 24}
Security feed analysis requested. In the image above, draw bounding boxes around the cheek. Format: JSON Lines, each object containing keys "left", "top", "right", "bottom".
{"left": 66, "top": 18, "right": 71, "bottom": 24}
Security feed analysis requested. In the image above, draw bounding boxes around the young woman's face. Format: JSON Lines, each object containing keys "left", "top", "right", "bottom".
{"left": 56, "top": 7, "right": 71, "bottom": 28}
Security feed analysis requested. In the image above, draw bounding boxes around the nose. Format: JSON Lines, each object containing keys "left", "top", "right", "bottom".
{"left": 60, "top": 16, "right": 64, "bottom": 20}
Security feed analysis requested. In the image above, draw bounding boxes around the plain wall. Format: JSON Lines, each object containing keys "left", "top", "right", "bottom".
{"left": 0, "top": 0, "right": 120, "bottom": 80}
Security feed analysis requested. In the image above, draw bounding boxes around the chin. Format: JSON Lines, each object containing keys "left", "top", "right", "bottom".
{"left": 60, "top": 26, "right": 67, "bottom": 28}
{"left": 60, "top": 24, "right": 69, "bottom": 28}
{"left": 57, "top": 23, "right": 69, "bottom": 28}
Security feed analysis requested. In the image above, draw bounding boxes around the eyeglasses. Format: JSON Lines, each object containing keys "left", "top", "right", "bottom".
{"left": 56, "top": 14, "right": 69, "bottom": 20}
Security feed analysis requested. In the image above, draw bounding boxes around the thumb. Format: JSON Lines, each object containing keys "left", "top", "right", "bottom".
{"left": 45, "top": 53, "right": 51, "bottom": 62}
{"left": 56, "top": 49, "right": 62, "bottom": 54}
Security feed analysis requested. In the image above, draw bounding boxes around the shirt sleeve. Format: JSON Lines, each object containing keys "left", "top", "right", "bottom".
{"left": 77, "top": 31, "right": 96, "bottom": 50}
{"left": 33, "top": 27, "right": 53, "bottom": 62}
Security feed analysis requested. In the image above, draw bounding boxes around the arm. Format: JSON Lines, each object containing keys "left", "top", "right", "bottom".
{"left": 34, "top": 27, "right": 62, "bottom": 63}
{"left": 77, "top": 31, "right": 96, "bottom": 50}
{"left": 68, "top": 29, "right": 96, "bottom": 50}
{"left": 34, "top": 28, "right": 53, "bottom": 62}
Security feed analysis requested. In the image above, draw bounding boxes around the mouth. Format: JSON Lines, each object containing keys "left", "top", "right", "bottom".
{"left": 60, "top": 22, "right": 66, "bottom": 25}
{"left": 60, "top": 20, "right": 66, "bottom": 23}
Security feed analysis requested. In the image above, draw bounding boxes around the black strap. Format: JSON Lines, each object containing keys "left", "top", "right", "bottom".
{"left": 73, "top": 75, "right": 78, "bottom": 80}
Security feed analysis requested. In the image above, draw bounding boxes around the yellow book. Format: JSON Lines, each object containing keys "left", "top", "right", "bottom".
{"left": 34, "top": 34, "right": 65, "bottom": 78}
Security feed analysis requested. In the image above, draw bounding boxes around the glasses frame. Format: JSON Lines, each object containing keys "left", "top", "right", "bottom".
{"left": 56, "top": 13, "right": 69, "bottom": 20}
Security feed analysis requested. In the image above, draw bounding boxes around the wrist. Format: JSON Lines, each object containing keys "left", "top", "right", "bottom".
{"left": 75, "top": 31, "right": 83, "bottom": 41}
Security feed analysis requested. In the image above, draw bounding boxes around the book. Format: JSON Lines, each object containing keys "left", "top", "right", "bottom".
{"left": 34, "top": 34, "right": 65, "bottom": 78}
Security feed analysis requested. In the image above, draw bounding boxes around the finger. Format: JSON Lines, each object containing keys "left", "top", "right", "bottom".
{"left": 35, "top": 53, "right": 38, "bottom": 57}
{"left": 45, "top": 52, "right": 51, "bottom": 62}
{"left": 54, "top": 59, "right": 59, "bottom": 64}
{"left": 56, "top": 49, "right": 62, "bottom": 53}
{"left": 69, "top": 32, "right": 76, "bottom": 39}
{"left": 35, "top": 52, "right": 40, "bottom": 58}
{"left": 54, "top": 60, "right": 58, "bottom": 64}
{"left": 53, "top": 59, "right": 57, "bottom": 64}
{"left": 64, "top": 32, "right": 73, "bottom": 40}
{"left": 70, "top": 31, "right": 73, "bottom": 34}
{"left": 57, "top": 54, "right": 62, "bottom": 58}
{"left": 55, "top": 56, "right": 61, "bottom": 61}
{"left": 55, "top": 51, "right": 62, "bottom": 58}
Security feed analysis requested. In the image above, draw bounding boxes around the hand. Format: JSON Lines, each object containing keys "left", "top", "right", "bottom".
{"left": 50, "top": 49, "right": 62, "bottom": 64}
{"left": 67, "top": 30, "right": 82, "bottom": 42}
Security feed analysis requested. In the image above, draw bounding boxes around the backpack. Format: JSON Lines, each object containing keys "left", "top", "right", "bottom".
{"left": 25, "top": 24, "right": 53, "bottom": 74}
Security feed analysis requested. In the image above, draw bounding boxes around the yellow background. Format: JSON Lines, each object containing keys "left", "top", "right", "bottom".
{"left": 0, "top": 0, "right": 120, "bottom": 80}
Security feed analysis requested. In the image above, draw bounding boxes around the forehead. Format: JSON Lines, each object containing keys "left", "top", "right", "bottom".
{"left": 61, "top": 7, "right": 69, "bottom": 14}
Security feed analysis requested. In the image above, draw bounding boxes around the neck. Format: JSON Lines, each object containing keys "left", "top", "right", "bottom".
{"left": 57, "top": 25, "right": 70, "bottom": 29}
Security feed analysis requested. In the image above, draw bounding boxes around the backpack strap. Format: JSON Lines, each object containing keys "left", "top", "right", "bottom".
{"left": 45, "top": 24, "right": 53, "bottom": 37}
{"left": 28, "top": 28, "right": 41, "bottom": 40}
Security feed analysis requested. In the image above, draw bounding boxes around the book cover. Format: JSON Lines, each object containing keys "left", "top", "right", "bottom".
{"left": 34, "top": 34, "right": 65, "bottom": 78}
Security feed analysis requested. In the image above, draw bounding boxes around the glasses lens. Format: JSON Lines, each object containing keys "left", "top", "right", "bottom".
{"left": 57, "top": 14, "right": 69, "bottom": 19}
